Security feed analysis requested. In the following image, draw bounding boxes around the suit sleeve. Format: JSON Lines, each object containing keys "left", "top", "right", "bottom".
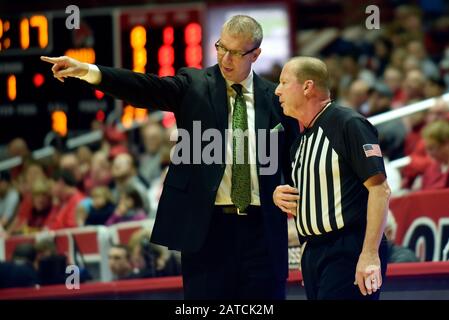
{"left": 93, "top": 66, "right": 191, "bottom": 113}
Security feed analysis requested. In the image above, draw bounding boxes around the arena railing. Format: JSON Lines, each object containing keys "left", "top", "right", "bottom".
{"left": 0, "top": 219, "right": 155, "bottom": 282}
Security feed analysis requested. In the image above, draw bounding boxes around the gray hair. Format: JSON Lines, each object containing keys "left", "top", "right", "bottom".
{"left": 222, "top": 15, "right": 263, "bottom": 48}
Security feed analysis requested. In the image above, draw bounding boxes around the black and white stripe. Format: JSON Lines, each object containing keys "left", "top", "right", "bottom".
{"left": 292, "top": 127, "right": 344, "bottom": 237}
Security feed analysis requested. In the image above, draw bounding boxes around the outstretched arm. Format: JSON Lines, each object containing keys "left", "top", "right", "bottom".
{"left": 41, "top": 56, "right": 189, "bottom": 112}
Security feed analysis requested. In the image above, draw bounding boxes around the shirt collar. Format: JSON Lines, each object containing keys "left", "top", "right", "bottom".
{"left": 225, "top": 69, "right": 254, "bottom": 94}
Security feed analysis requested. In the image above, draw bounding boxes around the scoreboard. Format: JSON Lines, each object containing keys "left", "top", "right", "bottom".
{"left": 0, "top": 4, "right": 204, "bottom": 149}
{"left": 119, "top": 6, "right": 203, "bottom": 130}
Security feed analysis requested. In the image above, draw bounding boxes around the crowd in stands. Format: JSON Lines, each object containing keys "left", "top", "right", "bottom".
{"left": 0, "top": 116, "right": 173, "bottom": 237}
{"left": 328, "top": 5, "right": 449, "bottom": 192}
{"left": 1, "top": 3, "right": 449, "bottom": 289}
{"left": 263, "top": 4, "right": 449, "bottom": 193}
{"left": 0, "top": 117, "right": 181, "bottom": 289}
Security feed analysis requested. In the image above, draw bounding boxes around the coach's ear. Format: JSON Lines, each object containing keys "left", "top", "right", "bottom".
{"left": 249, "top": 47, "right": 261, "bottom": 63}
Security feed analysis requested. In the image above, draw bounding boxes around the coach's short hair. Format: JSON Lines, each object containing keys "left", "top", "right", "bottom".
{"left": 222, "top": 15, "right": 263, "bottom": 48}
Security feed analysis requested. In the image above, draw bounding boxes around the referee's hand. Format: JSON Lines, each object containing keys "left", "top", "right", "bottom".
{"left": 354, "top": 252, "right": 382, "bottom": 296}
{"left": 273, "top": 185, "right": 299, "bottom": 216}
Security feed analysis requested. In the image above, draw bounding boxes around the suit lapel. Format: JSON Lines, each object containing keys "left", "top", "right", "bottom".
{"left": 206, "top": 65, "right": 228, "bottom": 134}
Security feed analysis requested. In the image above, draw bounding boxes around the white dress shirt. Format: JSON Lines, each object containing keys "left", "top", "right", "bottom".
{"left": 214, "top": 71, "right": 260, "bottom": 206}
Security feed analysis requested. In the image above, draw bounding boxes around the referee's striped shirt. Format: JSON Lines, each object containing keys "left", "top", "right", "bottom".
{"left": 291, "top": 103, "right": 386, "bottom": 241}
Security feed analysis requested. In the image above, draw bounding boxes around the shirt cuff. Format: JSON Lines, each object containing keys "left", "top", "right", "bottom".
{"left": 78, "top": 64, "right": 101, "bottom": 85}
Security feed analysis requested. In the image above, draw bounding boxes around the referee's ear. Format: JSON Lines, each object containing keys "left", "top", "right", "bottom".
{"left": 363, "top": 173, "right": 387, "bottom": 188}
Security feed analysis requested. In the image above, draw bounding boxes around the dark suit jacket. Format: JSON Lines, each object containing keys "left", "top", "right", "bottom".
{"left": 95, "top": 64, "right": 299, "bottom": 279}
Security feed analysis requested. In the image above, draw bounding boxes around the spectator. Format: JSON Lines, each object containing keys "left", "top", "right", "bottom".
{"left": 370, "top": 37, "right": 393, "bottom": 77}
{"left": 385, "top": 210, "right": 419, "bottom": 263}
{"left": 77, "top": 186, "right": 115, "bottom": 226}
{"left": 8, "top": 178, "right": 53, "bottom": 235}
{"left": 368, "top": 83, "right": 407, "bottom": 160}
{"left": 111, "top": 152, "right": 149, "bottom": 211}
{"left": 44, "top": 170, "right": 85, "bottom": 230}
{"left": 383, "top": 67, "right": 406, "bottom": 108}
{"left": 407, "top": 40, "right": 440, "bottom": 80}
{"left": 35, "top": 239, "right": 67, "bottom": 285}
{"left": 76, "top": 146, "right": 93, "bottom": 182}
{"left": 403, "top": 56, "right": 421, "bottom": 74}
{"left": 420, "top": 120, "right": 449, "bottom": 190}
{"left": 18, "top": 163, "right": 47, "bottom": 196}
{"left": 403, "top": 70, "right": 427, "bottom": 103}
{"left": 389, "top": 47, "right": 408, "bottom": 72}
{"left": 426, "top": 98, "right": 449, "bottom": 123}
{"left": 59, "top": 153, "right": 85, "bottom": 192}
{"left": 128, "top": 229, "right": 181, "bottom": 278}
{"left": 403, "top": 106, "right": 428, "bottom": 157}
{"left": 402, "top": 100, "right": 448, "bottom": 188}
{"left": 0, "top": 243, "right": 39, "bottom": 288}
{"left": 83, "top": 151, "right": 112, "bottom": 194}
{"left": 8, "top": 163, "right": 47, "bottom": 236}
{"left": 0, "top": 171, "right": 20, "bottom": 235}
{"left": 347, "top": 79, "right": 371, "bottom": 115}
{"left": 104, "top": 125, "right": 129, "bottom": 159}
{"left": 138, "top": 122, "right": 165, "bottom": 185}
{"left": 7, "top": 138, "right": 30, "bottom": 160}
{"left": 7, "top": 138, "right": 31, "bottom": 179}
{"left": 106, "top": 186, "right": 147, "bottom": 226}
{"left": 388, "top": 5, "right": 424, "bottom": 48}
{"left": 108, "top": 244, "right": 136, "bottom": 280}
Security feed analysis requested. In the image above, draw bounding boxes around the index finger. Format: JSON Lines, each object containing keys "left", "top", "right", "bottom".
{"left": 40, "top": 56, "right": 65, "bottom": 64}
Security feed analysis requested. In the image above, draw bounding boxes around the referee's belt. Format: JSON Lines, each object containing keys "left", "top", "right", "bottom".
{"left": 215, "top": 205, "right": 261, "bottom": 216}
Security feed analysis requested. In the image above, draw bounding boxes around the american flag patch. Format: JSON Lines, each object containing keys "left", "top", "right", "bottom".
{"left": 363, "top": 144, "right": 382, "bottom": 157}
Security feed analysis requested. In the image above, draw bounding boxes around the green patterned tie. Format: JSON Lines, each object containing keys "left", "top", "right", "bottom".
{"left": 231, "top": 83, "right": 251, "bottom": 212}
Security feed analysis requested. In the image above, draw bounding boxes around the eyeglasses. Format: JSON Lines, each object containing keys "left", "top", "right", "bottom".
{"left": 214, "top": 40, "right": 258, "bottom": 58}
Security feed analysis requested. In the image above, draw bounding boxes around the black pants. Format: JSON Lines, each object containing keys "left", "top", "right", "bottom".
{"left": 301, "top": 223, "right": 388, "bottom": 300}
{"left": 181, "top": 206, "right": 286, "bottom": 300}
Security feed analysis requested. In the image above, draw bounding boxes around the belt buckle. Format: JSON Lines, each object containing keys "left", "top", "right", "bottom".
{"left": 236, "top": 207, "right": 248, "bottom": 216}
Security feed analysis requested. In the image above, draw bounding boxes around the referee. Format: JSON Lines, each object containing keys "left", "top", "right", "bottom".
{"left": 273, "top": 57, "right": 390, "bottom": 300}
